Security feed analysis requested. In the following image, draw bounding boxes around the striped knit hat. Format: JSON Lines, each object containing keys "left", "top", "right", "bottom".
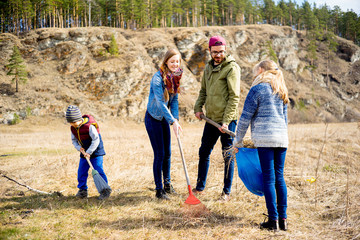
{"left": 66, "top": 105, "right": 82, "bottom": 123}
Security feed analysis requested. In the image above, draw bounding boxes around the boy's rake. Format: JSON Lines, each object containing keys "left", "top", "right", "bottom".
{"left": 176, "top": 135, "right": 209, "bottom": 217}
{"left": 85, "top": 157, "right": 112, "bottom": 197}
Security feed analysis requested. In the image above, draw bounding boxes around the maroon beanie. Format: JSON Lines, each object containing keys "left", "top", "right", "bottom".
{"left": 209, "top": 36, "right": 226, "bottom": 48}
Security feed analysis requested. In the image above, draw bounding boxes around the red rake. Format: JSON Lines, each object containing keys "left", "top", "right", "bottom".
{"left": 176, "top": 135, "right": 201, "bottom": 205}
{"left": 176, "top": 135, "right": 212, "bottom": 219}
{"left": 176, "top": 135, "right": 209, "bottom": 217}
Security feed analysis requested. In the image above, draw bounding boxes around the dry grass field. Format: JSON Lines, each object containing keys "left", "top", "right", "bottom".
{"left": 0, "top": 117, "right": 359, "bottom": 240}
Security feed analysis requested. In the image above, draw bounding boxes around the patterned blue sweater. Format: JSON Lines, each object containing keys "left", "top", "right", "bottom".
{"left": 235, "top": 83, "right": 288, "bottom": 148}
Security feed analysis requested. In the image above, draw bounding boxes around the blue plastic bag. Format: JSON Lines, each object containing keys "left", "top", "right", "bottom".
{"left": 235, "top": 147, "right": 264, "bottom": 196}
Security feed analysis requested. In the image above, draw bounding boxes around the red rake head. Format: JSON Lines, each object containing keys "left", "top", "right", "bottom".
{"left": 185, "top": 193, "right": 201, "bottom": 205}
{"left": 185, "top": 186, "right": 201, "bottom": 205}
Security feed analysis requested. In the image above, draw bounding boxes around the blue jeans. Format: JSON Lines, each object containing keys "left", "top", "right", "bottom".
{"left": 145, "top": 111, "right": 171, "bottom": 190}
{"left": 258, "top": 147, "right": 287, "bottom": 221}
{"left": 196, "top": 121, "right": 236, "bottom": 195}
{"left": 77, "top": 155, "right": 108, "bottom": 190}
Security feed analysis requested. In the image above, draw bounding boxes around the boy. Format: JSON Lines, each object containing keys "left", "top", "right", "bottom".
{"left": 66, "top": 105, "right": 111, "bottom": 200}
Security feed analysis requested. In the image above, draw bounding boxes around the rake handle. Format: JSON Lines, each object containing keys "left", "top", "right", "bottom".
{"left": 200, "top": 114, "right": 236, "bottom": 137}
{"left": 84, "top": 156, "right": 95, "bottom": 170}
{"left": 176, "top": 135, "right": 191, "bottom": 186}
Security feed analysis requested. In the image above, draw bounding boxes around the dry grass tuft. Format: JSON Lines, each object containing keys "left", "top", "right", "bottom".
{"left": 242, "top": 138, "right": 256, "bottom": 149}
{"left": 178, "top": 202, "right": 211, "bottom": 218}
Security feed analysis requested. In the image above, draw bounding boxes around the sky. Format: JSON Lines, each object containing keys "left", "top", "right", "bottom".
{"left": 274, "top": 0, "right": 360, "bottom": 14}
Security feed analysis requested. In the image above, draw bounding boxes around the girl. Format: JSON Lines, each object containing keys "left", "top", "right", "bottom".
{"left": 145, "top": 49, "right": 183, "bottom": 200}
{"left": 235, "top": 60, "right": 289, "bottom": 231}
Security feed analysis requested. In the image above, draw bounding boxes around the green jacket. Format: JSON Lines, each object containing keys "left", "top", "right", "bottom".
{"left": 194, "top": 55, "right": 241, "bottom": 125}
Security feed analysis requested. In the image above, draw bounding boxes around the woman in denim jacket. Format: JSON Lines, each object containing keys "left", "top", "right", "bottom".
{"left": 145, "top": 49, "right": 183, "bottom": 200}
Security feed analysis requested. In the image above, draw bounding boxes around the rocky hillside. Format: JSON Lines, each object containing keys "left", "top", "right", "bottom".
{"left": 0, "top": 25, "right": 359, "bottom": 124}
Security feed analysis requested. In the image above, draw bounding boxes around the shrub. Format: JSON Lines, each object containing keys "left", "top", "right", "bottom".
{"left": 296, "top": 99, "right": 306, "bottom": 110}
{"left": 10, "top": 113, "right": 20, "bottom": 125}
{"left": 109, "top": 35, "right": 119, "bottom": 56}
{"left": 26, "top": 106, "right": 32, "bottom": 116}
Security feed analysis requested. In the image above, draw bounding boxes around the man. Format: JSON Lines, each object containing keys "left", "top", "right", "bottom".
{"left": 193, "top": 35, "right": 241, "bottom": 201}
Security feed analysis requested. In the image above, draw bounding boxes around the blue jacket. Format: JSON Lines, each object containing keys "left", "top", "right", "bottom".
{"left": 235, "top": 83, "right": 288, "bottom": 148}
{"left": 146, "top": 71, "right": 179, "bottom": 124}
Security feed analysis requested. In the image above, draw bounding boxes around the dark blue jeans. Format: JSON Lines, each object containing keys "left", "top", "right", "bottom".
{"left": 78, "top": 155, "right": 108, "bottom": 190}
{"left": 145, "top": 111, "right": 171, "bottom": 190}
{"left": 196, "top": 120, "right": 236, "bottom": 195}
{"left": 258, "top": 147, "right": 287, "bottom": 221}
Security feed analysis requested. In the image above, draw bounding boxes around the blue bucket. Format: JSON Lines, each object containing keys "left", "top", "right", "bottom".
{"left": 235, "top": 147, "right": 264, "bottom": 196}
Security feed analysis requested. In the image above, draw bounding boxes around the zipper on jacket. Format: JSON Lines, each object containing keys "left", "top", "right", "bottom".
{"left": 76, "top": 119, "right": 86, "bottom": 147}
{"left": 76, "top": 127, "right": 83, "bottom": 147}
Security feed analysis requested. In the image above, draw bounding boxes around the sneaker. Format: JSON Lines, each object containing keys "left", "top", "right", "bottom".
{"left": 192, "top": 188, "right": 204, "bottom": 195}
{"left": 260, "top": 219, "right": 279, "bottom": 232}
{"left": 156, "top": 189, "right": 170, "bottom": 200}
{"left": 98, "top": 188, "right": 112, "bottom": 200}
{"left": 75, "top": 189, "right": 88, "bottom": 199}
{"left": 218, "top": 191, "right": 230, "bottom": 202}
{"left": 279, "top": 218, "right": 288, "bottom": 231}
{"left": 164, "top": 184, "right": 177, "bottom": 194}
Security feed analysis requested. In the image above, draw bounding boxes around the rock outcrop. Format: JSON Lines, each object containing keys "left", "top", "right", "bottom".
{"left": 0, "top": 25, "right": 359, "bottom": 124}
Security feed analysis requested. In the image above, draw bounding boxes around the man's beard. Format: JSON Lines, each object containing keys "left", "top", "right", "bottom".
{"left": 213, "top": 56, "right": 224, "bottom": 64}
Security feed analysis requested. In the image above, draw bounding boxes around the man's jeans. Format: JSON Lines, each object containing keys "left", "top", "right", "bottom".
{"left": 258, "top": 147, "right": 288, "bottom": 221}
{"left": 78, "top": 155, "right": 108, "bottom": 190}
{"left": 145, "top": 111, "right": 171, "bottom": 190}
{"left": 196, "top": 120, "right": 236, "bottom": 195}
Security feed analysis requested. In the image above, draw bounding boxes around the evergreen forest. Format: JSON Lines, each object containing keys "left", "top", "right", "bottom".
{"left": 1, "top": 0, "right": 359, "bottom": 45}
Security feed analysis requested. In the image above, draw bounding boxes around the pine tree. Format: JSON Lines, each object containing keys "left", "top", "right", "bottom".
{"left": 323, "top": 31, "right": 338, "bottom": 89}
{"left": 263, "top": 0, "right": 275, "bottom": 24}
{"left": 301, "top": 1, "right": 317, "bottom": 32}
{"left": 266, "top": 40, "right": 278, "bottom": 63}
{"left": 182, "top": 0, "right": 192, "bottom": 27}
{"left": 277, "top": 0, "right": 287, "bottom": 26}
{"left": 287, "top": 0, "right": 296, "bottom": 27}
{"left": 306, "top": 29, "right": 320, "bottom": 81}
{"left": 5, "top": 45, "right": 28, "bottom": 92}
{"left": 109, "top": 34, "right": 119, "bottom": 56}
{"left": 316, "top": 4, "right": 330, "bottom": 31}
{"left": 340, "top": 10, "right": 358, "bottom": 42}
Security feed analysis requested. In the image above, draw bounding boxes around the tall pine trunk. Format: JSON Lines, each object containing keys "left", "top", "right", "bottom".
{"left": 221, "top": 4, "right": 224, "bottom": 25}
{"left": 203, "top": 2, "right": 207, "bottom": 26}
{"left": 211, "top": 4, "right": 214, "bottom": 26}
{"left": 53, "top": 6, "right": 56, "bottom": 27}
{"left": 16, "top": 75, "right": 19, "bottom": 92}
{"left": 186, "top": 9, "right": 190, "bottom": 27}
{"left": 76, "top": 0, "right": 79, "bottom": 27}
{"left": 327, "top": 49, "right": 330, "bottom": 90}
{"left": 67, "top": 8, "right": 70, "bottom": 28}
{"left": 73, "top": 5, "right": 76, "bottom": 27}
{"left": 192, "top": 4, "right": 196, "bottom": 27}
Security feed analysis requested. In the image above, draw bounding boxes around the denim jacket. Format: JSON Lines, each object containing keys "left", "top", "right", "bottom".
{"left": 146, "top": 71, "right": 179, "bottom": 124}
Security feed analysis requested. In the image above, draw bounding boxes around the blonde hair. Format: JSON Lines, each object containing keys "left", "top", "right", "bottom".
{"left": 160, "top": 49, "right": 181, "bottom": 101}
{"left": 254, "top": 60, "right": 289, "bottom": 104}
